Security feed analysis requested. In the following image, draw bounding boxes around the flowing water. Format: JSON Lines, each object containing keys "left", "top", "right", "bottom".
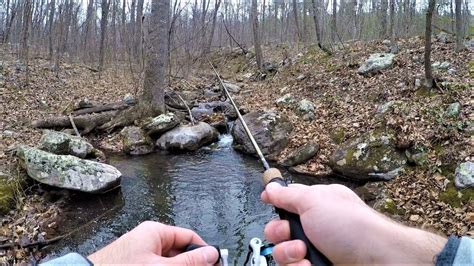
{"left": 44, "top": 135, "right": 353, "bottom": 264}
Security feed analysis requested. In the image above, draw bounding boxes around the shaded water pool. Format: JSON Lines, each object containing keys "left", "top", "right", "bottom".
{"left": 45, "top": 136, "right": 352, "bottom": 264}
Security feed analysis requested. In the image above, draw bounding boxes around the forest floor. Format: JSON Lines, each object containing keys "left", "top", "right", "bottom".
{"left": 0, "top": 36, "right": 473, "bottom": 262}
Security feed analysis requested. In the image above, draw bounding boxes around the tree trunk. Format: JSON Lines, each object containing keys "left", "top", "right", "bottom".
{"left": 454, "top": 0, "right": 463, "bottom": 52}
{"left": 292, "top": 0, "right": 302, "bottom": 42}
{"left": 424, "top": 0, "right": 436, "bottom": 89}
{"left": 48, "top": 0, "right": 55, "bottom": 60}
{"left": 142, "top": 0, "right": 170, "bottom": 114}
{"left": 251, "top": 0, "right": 263, "bottom": 71}
{"left": 135, "top": 0, "right": 144, "bottom": 58}
{"left": 20, "top": 0, "right": 33, "bottom": 62}
{"left": 331, "top": 0, "right": 336, "bottom": 42}
{"left": 380, "top": 0, "right": 388, "bottom": 38}
{"left": 204, "top": 0, "right": 221, "bottom": 55}
{"left": 99, "top": 0, "right": 110, "bottom": 72}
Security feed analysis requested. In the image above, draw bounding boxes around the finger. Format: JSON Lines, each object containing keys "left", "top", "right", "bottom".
{"left": 262, "top": 182, "right": 313, "bottom": 214}
{"left": 264, "top": 219, "right": 290, "bottom": 244}
{"left": 287, "top": 259, "right": 311, "bottom": 266}
{"left": 145, "top": 222, "right": 207, "bottom": 255}
{"left": 164, "top": 246, "right": 219, "bottom": 265}
{"left": 272, "top": 240, "right": 307, "bottom": 265}
{"left": 261, "top": 183, "right": 307, "bottom": 204}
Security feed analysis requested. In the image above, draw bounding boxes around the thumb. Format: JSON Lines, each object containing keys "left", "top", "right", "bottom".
{"left": 263, "top": 182, "right": 310, "bottom": 214}
{"left": 166, "top": 246, "right": 219, "bottom": 265}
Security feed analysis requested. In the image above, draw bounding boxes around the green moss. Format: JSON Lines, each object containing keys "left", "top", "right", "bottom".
{"left": 382, "top": 198, "right": 405, "bottom": 215}
{"left": 331, "top": 128, "right": 346, "bottom": 144}
{"left": 0, "top": 177, "right": 15, "bottom": 214}
{"left": 439, "top": 183, "right": 473, "bottom": 208}
{"left": 415, "top": 87, "right": 437, "bottom": 97}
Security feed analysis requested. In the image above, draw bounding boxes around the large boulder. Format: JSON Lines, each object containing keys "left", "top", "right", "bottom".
{"left": 282, "top": 142, "right": 319, "bottom": 167}
{"left": 358, "top": 53, "right": 395, "bottom": 75}
{"left": 142, "top": 113, "right": 179, "bottom": 136}
{"left": 232, "top": 111, "right": 293, "bottom": 157}
{"left": 329, "top": 133, "right": 407, "bottom": 181}
{"left": 121, "top": 126, "right": 154, "bottom": 155}
{"left": 191, "top": 101, "right": 237, "bottom": 121}
{"left": 156, "top": 122, "right": 218, "bottom": 151}
{"left": 275, "top": 93, "right": 296, "bottom": 107}
{"left": 454, "top": 162, "right": 474, "bottom": 189}
{"left": 39, "top": 130, "right": 94, "bottom": 159}
{"left": 16, "top": 146, "right": 121, "bottom": 193}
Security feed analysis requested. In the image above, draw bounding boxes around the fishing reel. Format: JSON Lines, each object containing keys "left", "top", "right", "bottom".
{"left": 243, "top": 238, "right": 275, "bottom": 266}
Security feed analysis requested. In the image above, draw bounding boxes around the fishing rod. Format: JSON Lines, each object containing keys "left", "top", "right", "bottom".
{"left": 209, "top": 60, "right": 332, "bottom": 266}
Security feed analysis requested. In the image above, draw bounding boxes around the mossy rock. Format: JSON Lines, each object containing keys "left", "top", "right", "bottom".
{"left": 329, "top": 131, "right": 407, "bottom": 181}
{"left": 0, "top": 172, "right": 26, "bottom": 215}
{"left": 331, "top": 128, "right": 346, "bottom": 144}
{"left": 381, "top": 198, "right": 405, "bottom": 215}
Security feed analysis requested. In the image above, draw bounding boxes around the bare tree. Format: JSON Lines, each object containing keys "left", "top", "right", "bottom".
{"left": 20, "top": 0, "right": 33, "bottom": 62}
{"left": 47, "top": 0, "right": 55, "bottom": 60}
{"left": 380, "top": 0, "right": 388, "bottom": 38}
{"left": 424, "top": 0, "right": 436, "bottom": 89}
{"left": 292, "top": 0, "right": 302, "bottom": 42}
{"left": 331, "top": 0, "right": 336, "bottom": 42}
{"left": 203, "top": 0, "right": 221, "bottom": 55}
{"left": 251, "top": 0, "right": 263, "bottom": 71}
{"left": 99, "top": 0, "right": 110, "bottom": 72}
{"left": 454, "top": 0, "right": 463, "bottom": 52}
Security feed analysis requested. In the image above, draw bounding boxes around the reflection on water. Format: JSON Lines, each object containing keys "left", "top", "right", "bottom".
{"left": 45, "top": 144, "right": 351, "bottom": 264}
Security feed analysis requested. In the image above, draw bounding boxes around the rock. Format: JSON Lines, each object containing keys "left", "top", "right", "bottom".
{"left": 165, "top": 91, "right": 188, "bottom": 109}
{"left": 16, "top": 146, "right": 121, "bottom": 193}
{"left": 454, "top": 162, "right": 474, "bottom": 188}
{"left": 156, "top": 122, "right": 218, "bottom": 151}
{"left": 263, "top": 62, "right": 278, "bottom": 73}
{"left": 329, "top": 132, "right": 407, "bottom": 181}
{"left": 275, "top": 93, "right": 295, "bottom": 106}
{"left": 191, "top": 101, "right": 237, "bottom": 121}
{"left": 432, "top": 61, "right": 450, "bottom": 70}
{"left": 382, "top": 39, "right": 391, "bottom": 45}
{"left": 76, "top": 98, "right": 95, "bottom": 109}
{"left": 302, "top": 112, "right": 315, "bottom": 121}
{"left": 39, "top": 130, "right": 94, "bottom": 159}
{"left": 358, "top": 53, "right": 395, "bottom": 75}
{"left": 436, "top": 32, "right": 450, "bottom": 43}
{"left": 296, "top": 74, "right": 306, "bottom": 81}
{"left": 409, "top": 214, "right": 420, "bottom": 222}
{"left": 377, "top": 101, "right": 403, "bottom": 114}
{"left": 390, "top": 44, "right": 400, "bottom": 54}
{"left": 142, "top": 113, "right": 179, "bottom": 136}
{"left": 121, "top": 126, "right": 154, "bottom": 155}
{"left": 448, "top": 68, "right": 456, "bottom": 75}
{"left": 415, "top": 78, "right": 422, "bottom": 88}
{"left": 405, "top": 150, "right": 428, "bottom": 166}
{"left": 222, "top": 82, "right": 241, "bottom": 93}
{"left": 123, "top": 93, "right": 135, "bottom": 105}
{"left": 203, "top": 89, "right": 221, "bottom": 99}
{"left": 232, "top": 111, "right": 293, "bottom": 156}
{"left": 282, "top": 142, "right": 319, "bottom": 166}
{"left": 446, "top": 102, "right": 461, "bottom": 117}
{"left": 298, "top": 99, "right": 315, "bottom": 114}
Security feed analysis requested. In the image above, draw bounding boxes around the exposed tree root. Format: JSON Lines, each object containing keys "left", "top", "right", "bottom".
{"left": 98, "top": 103, "right": 159, "bottom": 132}
{"left": 71, "top": 100, "right": 136, "bottom": 116}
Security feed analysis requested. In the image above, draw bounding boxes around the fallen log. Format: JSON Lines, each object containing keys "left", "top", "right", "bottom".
{"left": 32, "top": 111, "right": 118, "bottom": 135}
{"left": 71, "top": 100, "right": 136, "bottom": 116}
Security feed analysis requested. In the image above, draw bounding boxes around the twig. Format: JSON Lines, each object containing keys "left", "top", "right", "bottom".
{"left": 68, "top": 114, "right": 81, "bottom": 137}
{"left": 176, "top": 93, "right": 195, "bottom": 125}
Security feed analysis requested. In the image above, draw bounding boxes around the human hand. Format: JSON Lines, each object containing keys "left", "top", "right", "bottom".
{"left": 87, "top": 221, "right": 219, "bottom": 265}
{"left": 261, "top": 180, "right": 447, "bottom": 265}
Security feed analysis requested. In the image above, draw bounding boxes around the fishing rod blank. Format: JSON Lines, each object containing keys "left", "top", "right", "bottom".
{"left": 209, "top": 61, "right": 332, "bottom": 266}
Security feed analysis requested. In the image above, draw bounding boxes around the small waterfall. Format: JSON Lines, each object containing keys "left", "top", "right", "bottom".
{"left": 217, "top": 134, "right": 233, "bottom": 148}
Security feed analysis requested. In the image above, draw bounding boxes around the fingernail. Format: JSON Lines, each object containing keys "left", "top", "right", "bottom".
{"left": 284, "top": 244, "right": 298, "bottom": 260}
{"left": 201, "top": 246, "right": 218, "bottom": 264}
{"left": 266, "top": 182, "right": 280, "bottom": 192}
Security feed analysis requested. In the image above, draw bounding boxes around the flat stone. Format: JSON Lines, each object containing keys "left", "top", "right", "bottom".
{"left": 121, "top": 126, "right": 154, "bottom": 155}
{"left": 39, "top": 130, "right": 94, "bottom": 159}
{"left": 142, "top": 113, "right": 179, "bottom": 136}
{"left": 282, "top": 142, "right": 319, "bottom": 167}
{"left": 16, "top": 146, "right": 121, "bottom": 193}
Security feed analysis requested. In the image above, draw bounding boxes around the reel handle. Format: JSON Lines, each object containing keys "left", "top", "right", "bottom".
{"left": 263, "top": 168, "right": 332, "bottom": 266}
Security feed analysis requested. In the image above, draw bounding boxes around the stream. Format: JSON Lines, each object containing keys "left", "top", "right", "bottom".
{"left": 44, "top": 135, "right": 354, "bottom": 264}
